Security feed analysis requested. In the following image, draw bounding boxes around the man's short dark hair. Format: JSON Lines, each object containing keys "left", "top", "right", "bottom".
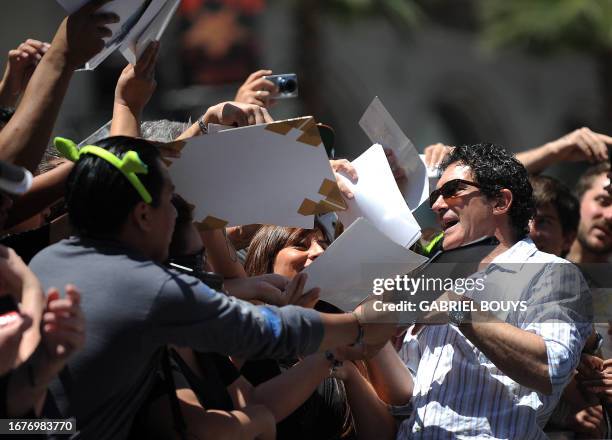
{"left": 440, "top": 143, "right": 535, "bottom": 240}
{"left": 575, "top": 162, "right": 611, "bottom": 200}
{"left": 66, "top": 136, "right": 165, "bottom": 238}
{"left": 530, "top": 175, "right": 579, "bottom": 236}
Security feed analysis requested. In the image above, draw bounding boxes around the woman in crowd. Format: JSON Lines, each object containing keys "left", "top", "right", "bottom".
{"left": 152, "top": 195, "right": 413, "bottom": 439}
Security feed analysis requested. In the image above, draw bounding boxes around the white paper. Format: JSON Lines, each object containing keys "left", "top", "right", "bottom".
{"left": 359, "top": 97, "right": 429, "bottom": 211}
{"left": 337, "top": 144, "right": 421, "bottom": 249}
{"left": 57, "top": 0, "right": 177, "bottom": 70}
{"left": 303, "top": 217, "right": 428, "bottom": 311}
{"left": 419, "top": 153, "right": 440, "bottom": 195}
{"left": 119, "top": 0, "right": 180, "bottom": 64}
{"left": 165, "top": 117, "right": 344, "bottom": 228}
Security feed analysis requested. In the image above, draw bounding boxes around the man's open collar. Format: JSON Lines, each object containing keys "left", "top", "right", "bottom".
{"left": 486, "top": 238, "right": 538, "bottom": 273}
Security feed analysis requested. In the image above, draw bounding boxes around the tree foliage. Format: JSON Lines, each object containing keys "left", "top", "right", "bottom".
{"left": 478, "top": 0, "right": 612, "bottom": 53}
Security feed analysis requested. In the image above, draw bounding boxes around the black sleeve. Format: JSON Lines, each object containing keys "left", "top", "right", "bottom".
{"left": 200, "top": 353, "right": 240, "bottom": 386}
{"left": 169, "top": 349, "right": 235, "bottom": 411}
{"left": 0, "top": 224, "right": 51, "bottom": 264}
{"left": 0, "top": 372, "right": 9, "bottom": 418}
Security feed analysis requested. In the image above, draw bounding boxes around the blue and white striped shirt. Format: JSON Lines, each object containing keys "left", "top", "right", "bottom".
{"left": 398, "top": 239, "right": 592, "bottom": 439}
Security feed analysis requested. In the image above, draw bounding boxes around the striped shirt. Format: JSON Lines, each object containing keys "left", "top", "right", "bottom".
{"left": 398, "top": 238, "right": 592, "bottom": 439}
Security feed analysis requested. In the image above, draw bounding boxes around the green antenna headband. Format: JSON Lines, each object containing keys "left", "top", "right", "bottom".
{"left": 54, "top": 137, "right": 153, "bottom": 204}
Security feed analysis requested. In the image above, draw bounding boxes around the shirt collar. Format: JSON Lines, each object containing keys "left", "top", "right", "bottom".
{"left": 487, "top": 237, "right": 538, "bottom": 273}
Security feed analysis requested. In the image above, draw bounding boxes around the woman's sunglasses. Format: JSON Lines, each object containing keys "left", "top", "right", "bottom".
{"left": 429, "top": 179, "right": 482, "bottom": 208}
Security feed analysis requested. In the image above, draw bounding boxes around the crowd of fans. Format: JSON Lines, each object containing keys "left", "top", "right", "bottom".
{"left": 1, "top": 3, "right": 611, "bottom": 439}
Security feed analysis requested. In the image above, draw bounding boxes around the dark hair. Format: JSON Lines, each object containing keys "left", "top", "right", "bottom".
{"left": 575, "top": 162, "right": 611, "bottom": 200}
{"left": 169, "top": 194, "right": 194, "bottom": 257}
{"left": 440, "top": 143, "right": 535, "bottom": 240}
{"left": 244, "top": 225, "right": 324, "bottom": 276}
{"left": 65, "top": 136, "right": 165, "bottom": 238}
{"left": 529, "top": 175, "right": 579, "bottom": 236}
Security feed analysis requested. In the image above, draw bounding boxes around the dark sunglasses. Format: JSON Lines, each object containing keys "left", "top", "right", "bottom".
{"left": 429, "top": 179, "right": 482, "bottom": 208}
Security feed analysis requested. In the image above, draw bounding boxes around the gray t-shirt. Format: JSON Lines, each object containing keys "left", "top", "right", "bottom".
{"left": 29, "top": 237, "right": 323, "bottom": 439}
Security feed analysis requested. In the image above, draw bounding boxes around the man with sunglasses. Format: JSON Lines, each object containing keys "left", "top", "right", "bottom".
{"left": 397, "top": 143, "right": 591, "bottom": 439}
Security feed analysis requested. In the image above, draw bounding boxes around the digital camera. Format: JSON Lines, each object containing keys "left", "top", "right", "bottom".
{"left": 264, "top": 73, "right": 299, "bottom": 99}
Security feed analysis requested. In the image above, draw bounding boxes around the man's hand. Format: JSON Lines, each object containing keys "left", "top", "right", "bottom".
{"left": 202, "top": 101, "right": 273, "bottom": 127}
{"left": 234, "top": 70, "right": 279, "bottom": 108}
{"left": 567, "top": 404, "right": 606, "bottom": 437}
{"left": 546, "top": 127, "right": 612, "bottom": 163}
{"left": 0, "top": 39, "right": 50, "bottom": 105}
{"left": 51, "top": 0, "right": 119, "bottom": 70}
{"left": 330, "top": 159, "right": 358, "bottom": 199}
{"left": 423, "top": 143, "right": 453, "bottom": 169}
{"left": 41, "top": 285, "right": 85, "bottom": 361}
{"left": 114, "top": 41, "right": 159, "bottom": 115}
{"left": 579, "top": 357, "right": 612, "bottom": 403}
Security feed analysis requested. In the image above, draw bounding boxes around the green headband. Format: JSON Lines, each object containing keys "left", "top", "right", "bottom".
{"left": 54, "top": 137, "right": 153, "bottom": 204}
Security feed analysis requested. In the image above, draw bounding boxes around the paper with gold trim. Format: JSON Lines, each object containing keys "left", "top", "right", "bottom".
{"left": 164, "top": 116, "right": 345, "bottom": 229}
{"left": 303, "top": 217, "right": 427, "bottom": 311}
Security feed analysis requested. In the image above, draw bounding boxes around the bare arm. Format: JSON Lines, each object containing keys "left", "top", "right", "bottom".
{"left": 175, "top": 101, "right": 274, "bottom": 141}
{"left": 4, "top": 161, "right": 72, "bottom": 230}
{"left": 342, "top": 361, "right": 397, "bottom": 440}
{"left": 110, "top": 41, "right": 159, "bottom": 138}
{"left": 7, "top": 285, "right": 84, "bottom": 416}
{"left": 460, "top": 320, "right": 551, "bottom": 394}
{"left": 0, "top": 39, "right": 49, "bottom": 108}
{"left": 230, "top": 353, "right": 331, "bottom": 422}
{"left": 0, "top": 0, "right": 116, "bottom": 172}
{"left": 0, "top": 246, "right": 46, "bottom": 364}
{"left": 516, "top": 127, "right": 612, "bottom": 175}
{"left": 225, "top": 224, "right": 261, "bottom": 251}
{"left": 364, "top": 342, "right": 413, "bottom": 405}
{"left": 6, "top": 346, "right": 63, "bottom": 416}
{"left": 199, "top": 228, "right": 246, "bottom": 278}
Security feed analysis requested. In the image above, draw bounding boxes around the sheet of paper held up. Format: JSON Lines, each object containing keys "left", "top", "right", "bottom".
{"left": 303, "top": 217, "right": 428, "bottom": 311}
{"left": 336, "top": 144, "right": 421, "bottom": 249}
{"left": 164, "top": 117, "right": 346, "bottom": 229}
{"left": 57, "top": 0, "right": 179, "bottom": 70}
{"left": 359, "top": 97, "right": 429, "bottom": 211}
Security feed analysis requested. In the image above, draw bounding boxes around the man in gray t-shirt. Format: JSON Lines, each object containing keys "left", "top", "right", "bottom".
{"left": 30, "top": 236, "right": 323, "bottom": 439}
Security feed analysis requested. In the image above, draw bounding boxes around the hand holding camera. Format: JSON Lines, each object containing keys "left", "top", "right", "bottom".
{"left": 235, "top": 70, "right": 299, "bottom": 108}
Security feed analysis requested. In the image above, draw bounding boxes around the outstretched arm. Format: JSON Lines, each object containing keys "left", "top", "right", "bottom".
{"left": 110, "top": 41, "right": 159, "bottom": 137}
{"left": 0, "top": 0, "right": 116, "bottom": 172}
{"left": 516, "top": 127, "right": 612, "bottom": 174}
{"left": 0, "top": 39, "right": 50, "bottom": 108}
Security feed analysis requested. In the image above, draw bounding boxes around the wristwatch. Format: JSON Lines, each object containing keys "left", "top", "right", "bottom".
{"left": 583, "top": 331, "right": 604, "bottom": 355}
{"left": 448, "top": 307, "right": 471, "bottom": 327}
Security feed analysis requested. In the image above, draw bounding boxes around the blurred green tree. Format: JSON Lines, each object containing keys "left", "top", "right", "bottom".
{"left": 478, "top": 0, "right": 612, "bottom": 129}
